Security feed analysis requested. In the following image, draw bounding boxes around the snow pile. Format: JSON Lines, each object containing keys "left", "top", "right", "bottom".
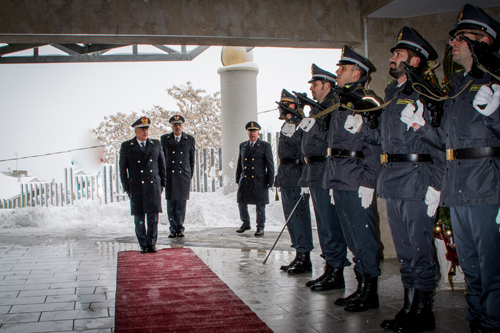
{"left": 0, "top": 189, "right": 295, "bottom": 237}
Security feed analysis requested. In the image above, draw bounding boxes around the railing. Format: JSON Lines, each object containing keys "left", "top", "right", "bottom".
{"left": 0, "top": 131, "right": 279, "bottom": 209}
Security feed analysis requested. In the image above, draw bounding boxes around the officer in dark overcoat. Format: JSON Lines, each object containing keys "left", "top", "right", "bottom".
{"left": 275, "top": 89, "right": 313, "bottom": 274}
{"left": 347, "top": 29, "right": 443, "bottom": 331}
{"left": 323, "top": 46, "right": 383, "bottom": 313}
{"left": 235, "top": 121, "right": 274, "bottom": 236}
{"left": 160, "top": 115, "right": 195, "bottom": 238}
{"left": 418, "top": 5, "right": 500, "bottom": 332}
{"left": 119, "top": 116, "right": 166, "bottom": 253}
{"left": 298, "top": 64, "right": 349, "bottom": 292}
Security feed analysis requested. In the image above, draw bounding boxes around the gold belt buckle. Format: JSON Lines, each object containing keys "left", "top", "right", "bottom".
{"left": 327, "top": 148, "right": 331, "bottom": 156}
{"left": 446, "top": 149, "right": 456, "bottom": 161}
{"left": 380, "top": 153, "right": 388, "bottom": 164}
{"left": 304, "top": 157, "right": 309, "bottom": 164}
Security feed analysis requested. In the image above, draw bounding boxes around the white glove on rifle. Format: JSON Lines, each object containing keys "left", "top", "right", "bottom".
{"left": 299, "top": 118, "right": 316, "bottom": 132}
{"left": 330, "top": 189, "right": 335, "bottom": 205}
{"left": 281, "top": 123, "right": 296, "bottom": 137}
{"left": 344, "top": 114, "right": 363, "bottom": 134}
{"left": 473, "top": 84, "right": 500, "bottom": 117}
{"left": 401, "top": 100, "right": 425, "bottom": 130}
{"left": 301, "top": 187, "right": 310, "bottom": 195}
{"left": 358, "top": 186, "right": 374, "bottom": 209}
{"left": 424, "top": 186, "right": 441, "bottom": 217}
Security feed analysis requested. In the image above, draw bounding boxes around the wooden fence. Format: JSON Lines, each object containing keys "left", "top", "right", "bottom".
{"left": 0, "top": 132, "right": 279, "bottom": 209}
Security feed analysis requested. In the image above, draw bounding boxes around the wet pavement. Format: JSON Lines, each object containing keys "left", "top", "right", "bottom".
{"left": 0, "top": 228, "right": 469, "bottom": 333}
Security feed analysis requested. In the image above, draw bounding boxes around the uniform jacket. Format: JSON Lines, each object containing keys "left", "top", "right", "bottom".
{"left": 236, "top": 138, "right": 274, "bottom": 205}
{"left": 160, "top": 132, "right": 195, "bottom": 201}
{"left": 298, "top": 89, "right": 336, "bottom": 188}
{"left": 358, "top": 79, "right": 446, "bottom": 200}
{"left": 420, "top": 68, "right": 500, "bottom": 207}
{"left": 275, "top": 123, "right": 304, "bottom": 188}
{"left": 119, "top": 137, "right": 166, "bottom": 215}
{"left": 323, "top": 81, "right": 382, "bottom": 191}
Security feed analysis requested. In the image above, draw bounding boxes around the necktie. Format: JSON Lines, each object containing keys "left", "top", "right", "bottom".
{"left": 141, "top": 142, "right": 145, "bottom": 150}
{"left": 176, "top": 137, "right": 180, "bottom": 143}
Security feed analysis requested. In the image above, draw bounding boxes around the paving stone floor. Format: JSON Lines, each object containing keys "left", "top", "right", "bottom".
{"left": 0, "top": 228, "right": 470, "bottom": 333}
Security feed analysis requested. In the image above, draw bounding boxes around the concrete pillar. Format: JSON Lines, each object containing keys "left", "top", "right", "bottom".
{"left": 217, "top": 47, "right": 259, "bottom": 194}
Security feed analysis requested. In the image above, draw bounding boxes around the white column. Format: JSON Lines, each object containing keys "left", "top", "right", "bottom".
{"left": 217, "top": 47, "right": 259, "bottom": 194}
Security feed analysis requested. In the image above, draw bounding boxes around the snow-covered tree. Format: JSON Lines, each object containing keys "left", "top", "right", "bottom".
{"left": 93, "top": 82, "right": 221, "bottom": 165}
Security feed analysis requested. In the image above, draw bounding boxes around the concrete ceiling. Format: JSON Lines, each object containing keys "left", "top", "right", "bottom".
{"left": 368, "top": 0, "right": 499, "bottom": 18}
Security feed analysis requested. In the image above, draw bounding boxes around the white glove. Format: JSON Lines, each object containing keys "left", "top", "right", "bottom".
{"left": 301, "top": 187, "right": 309, "bottom": 195}
{"left": 410, "top": 100, "right": 426, "bottom": 128}
{"left": 401, "top": 101, "right": 425, "bottom": 130}
{"left": 330, "top": 189, "right": 335, "bottom": 205}
{"left": 344, "top": 114, "right": 363, "bottom": 134}
{"left": 424, "top": 186, "right": 441, "bottom": 217}
{"left": 281, "top": 123, "right": 296, "bottom": 137}
{"left": 358, "top": 186, "right": 374, "bottom": 209}
{"left": 299, "top": 118, "right": 316, "bottom": 132}
{"left": 473, "top": 84, "right": 500, "bottom": 117}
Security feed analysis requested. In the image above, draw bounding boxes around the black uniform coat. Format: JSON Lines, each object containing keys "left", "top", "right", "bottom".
{"left": 358, "top": 79, "right": 446, "bottom": 199}
{"left": 420, "top": 68, "right": 500, "bottom": 207}
{"left": 298, "top": 89, "right": 337, "bottom": 188}
{"left": 119, "top": 137, "right": 167, "bottom": 215}
{"left": 236, "top": 138, "right": 274, "bottom": 205}
{"left": 323, "top": 81, "right": 382, "bottom": 191}
{"left": 160, "top": 132, "right": 196, "bottom": 201}
{"left": 275, "top": 124, "right": 304, "bottom": 188}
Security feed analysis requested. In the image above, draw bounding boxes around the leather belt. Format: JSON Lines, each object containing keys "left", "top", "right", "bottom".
{"left": 304, "top": 155, "right": 327, "bottom": 164}
{"left": 279, "top": 158, "right": 300, "bottom": 165}
{"left": 380, "top": 153, "right": 433, "bottom": 164}
{"left": 446, "top": 147, "right": 500, "bottom": 161}
{"left": 327, "top": 148, "right": 365, "bottom": 159}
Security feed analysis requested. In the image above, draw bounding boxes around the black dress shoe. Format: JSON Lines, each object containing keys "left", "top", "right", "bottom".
{"left": 168, "top": 233, "right": 177, "bottom": 238}
{"left": 177, "top": 231, "right": 185, "bottom": 237}
{"left": 236, "top": 225, "right": 251, "bottom": 233}
{"left": 147, "top": 245, "right": 157, "bottom": 253}
{"left": 254, "top": 228, "right": 264, "bottom": 236}
{"left": 140, "top": 246, "right": 148, "bottom": 253}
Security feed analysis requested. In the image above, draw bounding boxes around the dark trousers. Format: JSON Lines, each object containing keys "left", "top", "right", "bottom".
{"left": 167, "top": 199, "right": 187, "bottom": 234}
{"left": 134, "top": 213, "right": 159, "bottom": 247}
{"left": 451, "top": 205, "right": 500, "bottom": 328}
{"left": 386, "top": 199, "right": 437, "bottom": 291}
{"left": 333, "top": 189, "right": 381, "bottom": 277}
{"left": 238, "top": 203, "right": 266, "bottom": 229}
{"left": 281, "top": 187, "right": 313, "bottom": 253}
{"left": 310, "top": 187, "right": 350, "bottom": 268}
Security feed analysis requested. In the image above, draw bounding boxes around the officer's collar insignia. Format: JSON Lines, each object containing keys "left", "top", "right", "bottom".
{"left": 141, "top": 117, "right": 148, "bottom": 125}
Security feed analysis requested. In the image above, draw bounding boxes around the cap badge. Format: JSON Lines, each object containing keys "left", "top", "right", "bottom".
{"left": 174, "top": 115, "right": 180, "bottom": 120}
{"left": 457, "top": 8, "right": 464, "bottom": 23}
{"left": 251, "top": 122, "right": 254, "bottom": 127}
{"left": 398, "top": 29, "right": 403, "bottom": 42}
{"left": 141, "top": 117, "right": 148, "bottom": 125}
{"left": 341, "top": 47, "right": 345, "bottom": 59}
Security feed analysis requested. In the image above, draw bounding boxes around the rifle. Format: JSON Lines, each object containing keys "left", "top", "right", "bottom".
{"left": 400, "top": 61, "right": 445, "bottom": 128}
{"left": 333, "top": 87, "right": 382, "bottom": 129}
{"left": 462, "top": 36, "right": 500, "bottom": 79}
{"left": 276, "top": 101, "right": 304, "bottom": 123}
{"left": 292, "top": 91, "right": 324, "bottom": 111}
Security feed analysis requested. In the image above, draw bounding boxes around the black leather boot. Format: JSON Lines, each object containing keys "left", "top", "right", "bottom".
{"left": 344, "top": 275, "right": 379, "bottom": 312}
{"left": 310, "top": 265, "right": 345, "bottom": 291}
{"left": 394, "top": 289, "right": 435, "bottom": 333}
{"left": 380, "top": 287, "right": 415, "bottom": 330}
{"left": 334, "top": 269, "right": 363, "bottom": 306}
{"left": 280, "top": 251, "right": 299, "bottom": 271}
{"left": 287, "top": 252, "right": 312, "bottom": 275}
{"left": 306, "top": 263, "right": 328, "bottom": 287}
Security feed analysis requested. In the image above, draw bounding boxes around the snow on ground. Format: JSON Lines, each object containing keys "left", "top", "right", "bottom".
{"left": 0, "top": 189, "right": 313, "bottom": 238}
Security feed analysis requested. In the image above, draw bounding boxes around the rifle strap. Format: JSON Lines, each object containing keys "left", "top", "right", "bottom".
{"left": 412, "top": 80, "right": 472, "bottom": 101}
{"left": 310, "top": 103, "right": 339, "bottom": 119}
{"left": 478, "top": 63, "right": 500, "bottom": 82}
{"left": 341, "top": 97, "right": 396, "bottom": 113}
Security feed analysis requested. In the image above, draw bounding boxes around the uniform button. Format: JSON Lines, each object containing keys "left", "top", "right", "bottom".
{"left": 142, "top": 181, "right": 144, "bottom": 183}
{"left": 150, "top": 170, "right": 152, "bottom": 172}
{"left": 138, "top": 161, "right": 141, "bottom": 163}
{"left": 252, "top": 176, "right": 254, "bottom": 178}
{"left": 172, "top": 161, "right": 175, "bottom": 163}
{"left": 181, "top": 152, "right": 183, "bottom": 154}
{"left": 252, "top": 158, "right": 254, "bottom": 161}
{"left": 245, "top": 158, "right": 247, "bottom": 160}
{"left": 180, "top": 161, "right": 182, "bottom": 164}
{"left": 244, "top": 167, "right": 247, "bottom": 169}
{"left": 179, "top": 171, "right": 182, "bottom": 173}
{"left": 173, "top": 152, "right": 175, "bottom": 154}
{"left": 252, "top": 167, "right": 254, "bottom": 169}
{"left": 150, "top": 159, "right": 152, "bottom": 162}
{"left": 172, "top": 170, "right": 175, "bottom": 173}
{"left": 244, "top": 175, "right": 247, "bottom": 178}
{"left": 151, "top": 181, "right": 153, "bottom": 183}
{"left": 141, "top": 170, "right": 143, "bottom": 173}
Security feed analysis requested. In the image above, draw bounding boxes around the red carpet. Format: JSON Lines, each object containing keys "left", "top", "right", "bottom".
{"left": 115, "top": 248, "right": 273, "bottom": 333}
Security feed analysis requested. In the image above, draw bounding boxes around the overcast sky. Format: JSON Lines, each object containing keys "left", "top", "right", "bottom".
{"left": 0, "top": 45, "right": 341, "bottom": 182}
